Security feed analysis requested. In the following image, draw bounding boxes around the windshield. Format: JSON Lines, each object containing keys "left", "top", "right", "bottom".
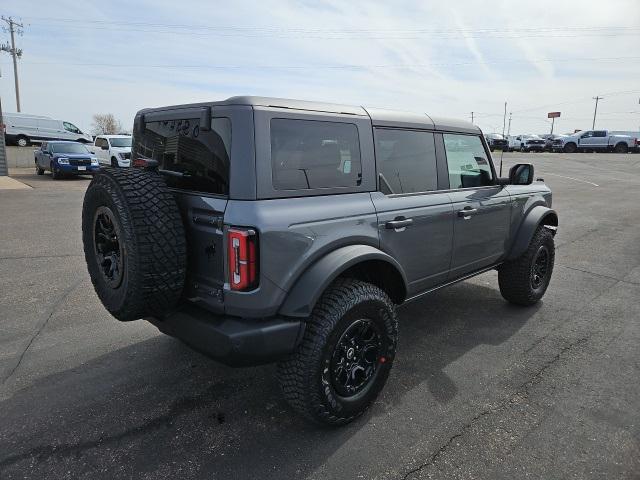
{"left": 51, "top": 143, "right": 90, "bottom": 154}
{"left": 488, "top": 133, "right": 504, "bottom": 139}
{"left": 109, "top": 137, "right": 132, "bottom": 147}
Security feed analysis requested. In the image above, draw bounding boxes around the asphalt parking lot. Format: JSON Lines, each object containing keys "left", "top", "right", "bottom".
{"left": 1, "top": 152, "right": 639, "bottom": 479}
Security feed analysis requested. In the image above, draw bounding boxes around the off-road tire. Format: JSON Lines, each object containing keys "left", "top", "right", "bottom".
{"left": 277, "top": 278, "right": 398, "bottom": 426}
{"left": 82, "top": 167, "right": 187, "bottom": 321}
{"left": 498, "top": 227, "right": 555, "bottom": 306}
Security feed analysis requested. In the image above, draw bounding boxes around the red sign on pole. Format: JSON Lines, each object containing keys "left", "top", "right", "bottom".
{"left": 548, "top": 112, "right": 561, "bottom": 118}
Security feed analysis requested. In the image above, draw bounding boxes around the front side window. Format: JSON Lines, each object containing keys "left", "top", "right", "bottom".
{"left": 443, "top": 134, "right": 494, "bottom": 189}
{"left": 63, "top": 122, "right": 81, "bottom": 134}
{"left": 374, "top": 129, "right": 437, "bottom": 194}
{"left": 134, "top": 117, "right": 231, "bottom": 195}
{"left": 270, "top": 119, "right": 362, "bottom": 190}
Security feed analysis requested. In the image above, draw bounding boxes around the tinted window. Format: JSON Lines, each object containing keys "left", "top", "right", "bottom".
{"left": 271, "top": 119, "right": 361, "bottom": 190}
{"left": 134, "top": 117, "right": 231, "bottom": 195}
{"left": 593, "top": 131, "right": 607, "bottom": 137}
{"left": 443, "top": 134, "right": 494, "bottom": 189}
{"left": 374, "top": 129, "right": 437, "bottom": 194}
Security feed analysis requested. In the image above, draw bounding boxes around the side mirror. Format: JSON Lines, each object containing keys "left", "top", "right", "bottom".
{"left": 509, "top": 163, "right": 535, "bottom": 185}
{"left": 90, "top": 150, "right": 96, "bottom": 154}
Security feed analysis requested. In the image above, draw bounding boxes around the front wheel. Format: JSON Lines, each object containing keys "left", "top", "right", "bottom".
{"left": 51, "top": 163, "right": 62, "bottom": 180}
{"left": 563, "top": 142, "right": 577, "bottom": 153}
{"left": 499, "top": 227, "right": 555, "bottom": 306}
{"left": 278, "top": 278, "right": 398, "bottom": 425}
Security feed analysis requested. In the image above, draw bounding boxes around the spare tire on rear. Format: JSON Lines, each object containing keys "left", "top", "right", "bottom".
{"left": 82, "top": 168, "right": 187, "bottom": 321}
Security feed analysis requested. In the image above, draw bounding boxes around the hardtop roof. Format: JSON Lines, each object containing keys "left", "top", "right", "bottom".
{"left": 139, "top": 96, "right": 480, "bottom": 134}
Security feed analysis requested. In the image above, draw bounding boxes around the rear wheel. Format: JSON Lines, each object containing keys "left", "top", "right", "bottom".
{"left": 614, "top": 142, "right": 629, "bottom": 154}
{"left": 278, "top": 278, "right": 398, "bottom": 425}
{"left": 82, "top": 168, "right": 187, "bottom": 321}
{"left": 35, "top": 163, "right": 45, "bottom": 175}
{"left": 16, "top": 135, "right": 29, "bottom": 147}
{"left": 499, "top": 227, "right": 555, "bottom": 306}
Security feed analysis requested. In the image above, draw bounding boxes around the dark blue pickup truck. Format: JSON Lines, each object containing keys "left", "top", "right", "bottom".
{"left": 34, "top": 141, "right": 100, "bottom": 179}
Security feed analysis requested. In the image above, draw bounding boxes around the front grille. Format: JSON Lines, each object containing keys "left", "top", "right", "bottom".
{"left": 527, "top": 140, "right": 545, "bottom": 145}
{"left": 123, "top": 152, "right": 131, "bottom": 160}
{"left": 69, "top": 158, "right": 91, "bottom": 166}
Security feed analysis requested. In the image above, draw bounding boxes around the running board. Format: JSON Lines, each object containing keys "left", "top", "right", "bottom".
{"left": 402, "top": 264, "right": 501, "bottom": 306}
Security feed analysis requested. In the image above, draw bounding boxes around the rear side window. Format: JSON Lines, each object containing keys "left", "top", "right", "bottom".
{"left": 270, "top": 119, "right": 362, "bottom": 190}
{"left": 443, "top": 134, "right": 494, "bottom": 189}
{"left": 374, "top": 129, "right": 438, "bottom": 194}
{"left": 134, "top": 117, "right": 231, "bottom": 196}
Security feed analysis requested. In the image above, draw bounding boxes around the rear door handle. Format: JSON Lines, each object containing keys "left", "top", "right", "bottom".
{"left": 457, "top": 208, "right": 478, "bottom": 217}
{"left": 385, "top": 218, "right": 413, "bottom": 229}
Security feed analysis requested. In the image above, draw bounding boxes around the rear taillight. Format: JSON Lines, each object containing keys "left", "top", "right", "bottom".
{"left": 228, "top": 228, "right": 258, "bottom": 291}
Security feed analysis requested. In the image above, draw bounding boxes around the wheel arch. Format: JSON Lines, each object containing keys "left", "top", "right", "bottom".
{"left": 507, "top": 206, "right": 558, "bottom": 260}
{"left": 279, "top": 245, "right": 408, "bottom": 318}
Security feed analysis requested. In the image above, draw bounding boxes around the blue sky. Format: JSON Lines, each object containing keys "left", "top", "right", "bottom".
{"left": 1, "top": 0, "right": 639, "bottom": 135}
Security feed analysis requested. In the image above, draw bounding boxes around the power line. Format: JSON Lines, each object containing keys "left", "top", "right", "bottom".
{"left": 2, "top": 55, "right": 638, "bottom": 70}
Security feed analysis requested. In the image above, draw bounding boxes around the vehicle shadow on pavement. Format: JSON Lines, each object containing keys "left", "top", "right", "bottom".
{"left": 0, "top": 280, "right": 537, "bottom": 479}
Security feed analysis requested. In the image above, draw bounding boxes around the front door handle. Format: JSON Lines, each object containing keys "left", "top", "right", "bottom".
{"left": 385, "top": 217, "right": 413, "bottom": 229}
{"left": 457, "top": 207, "right": 478, "bottom": 218}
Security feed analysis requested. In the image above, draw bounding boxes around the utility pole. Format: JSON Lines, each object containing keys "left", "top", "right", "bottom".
{"left": 1, "top": 16, "right": 24, "bottom": 112}
{"left": 470, "top": 111, "right": 474, "bottom": 123}
{"left": 592, "top": 96, "right": 603, "bottom": 130}
{"left": 507, "top": 112, "right": 512, "bottom": 136}
{"left": 501, "top": 102, "right": 507, "bottom": 137}
{"left": 0, "top": 86, "right": 7, "bottom": 176}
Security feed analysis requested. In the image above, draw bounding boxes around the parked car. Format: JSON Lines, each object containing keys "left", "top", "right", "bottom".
{"left": 551, "top": 130, "right": 638, "bottom": 153}
{"left": 94, "top": 135, "right": 132, "bottom": 167}
{"left": 82, "top": 96, "right": 557, "bottom": 425}
{"left": 509, "top": 134, "right": 546, "bottom": 152}
{"left": 484, "top": 133, "right": 509, "bottom": 151}
{"left": 4, "top": 112, "right": 93, "bottom": 147}
{"left": 539, "top": 134, "right": 567, "bottom": 152}
{"left": 34, "top": 141, "right": 100, "bottom": 179}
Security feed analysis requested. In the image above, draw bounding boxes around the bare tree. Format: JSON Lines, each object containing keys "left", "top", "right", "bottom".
{"left": 91, "top": 113, "right": 123, "bottom": 135}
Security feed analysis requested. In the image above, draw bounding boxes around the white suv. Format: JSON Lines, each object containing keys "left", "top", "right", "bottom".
{"left": 93, "top": 135, "right": 132, "bottom": 167}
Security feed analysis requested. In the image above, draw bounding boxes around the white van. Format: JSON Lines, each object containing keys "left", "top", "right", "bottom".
{"left": 3, "top": 112, "right": 93, "bottom": 147}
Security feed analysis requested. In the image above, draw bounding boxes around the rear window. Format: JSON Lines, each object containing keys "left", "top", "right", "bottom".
{"left": 134, "top": 117, "right": 231, "bottom": 195}
{"left": 270, "top": 118, "right": 362, "bottom": 190}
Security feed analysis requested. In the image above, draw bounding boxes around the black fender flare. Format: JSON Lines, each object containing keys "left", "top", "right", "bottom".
{"left": 279, "top": 244, "right": 408, "bottom": 318}
{"left": 507, "top": 206, "right": 558, "bottom": 260}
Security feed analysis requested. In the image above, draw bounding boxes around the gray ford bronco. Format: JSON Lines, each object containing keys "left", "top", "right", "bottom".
{"left": 82, "top": 96, "right": 558, "bottom": 425}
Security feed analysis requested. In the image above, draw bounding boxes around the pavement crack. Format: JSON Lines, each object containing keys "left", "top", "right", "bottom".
{"left": 1, "top": 278, "right": 83, "bottom": 385}
{"left": 400, "top": 336, "right": 590, "bottom": 480}
{"left": 556, "top": 264, "right": 640, "bottom": 286}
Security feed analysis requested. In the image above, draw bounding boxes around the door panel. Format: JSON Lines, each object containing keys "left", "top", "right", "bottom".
{"left": 372, "top": 191, "right": 453, "bottom": 294}
{"left": 448, "top": 187, "right": 511, "bottom": 277}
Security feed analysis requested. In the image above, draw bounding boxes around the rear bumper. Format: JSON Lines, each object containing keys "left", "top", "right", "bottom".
{"left": 146, "top": 303, "right": 304, "bottom": 366}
